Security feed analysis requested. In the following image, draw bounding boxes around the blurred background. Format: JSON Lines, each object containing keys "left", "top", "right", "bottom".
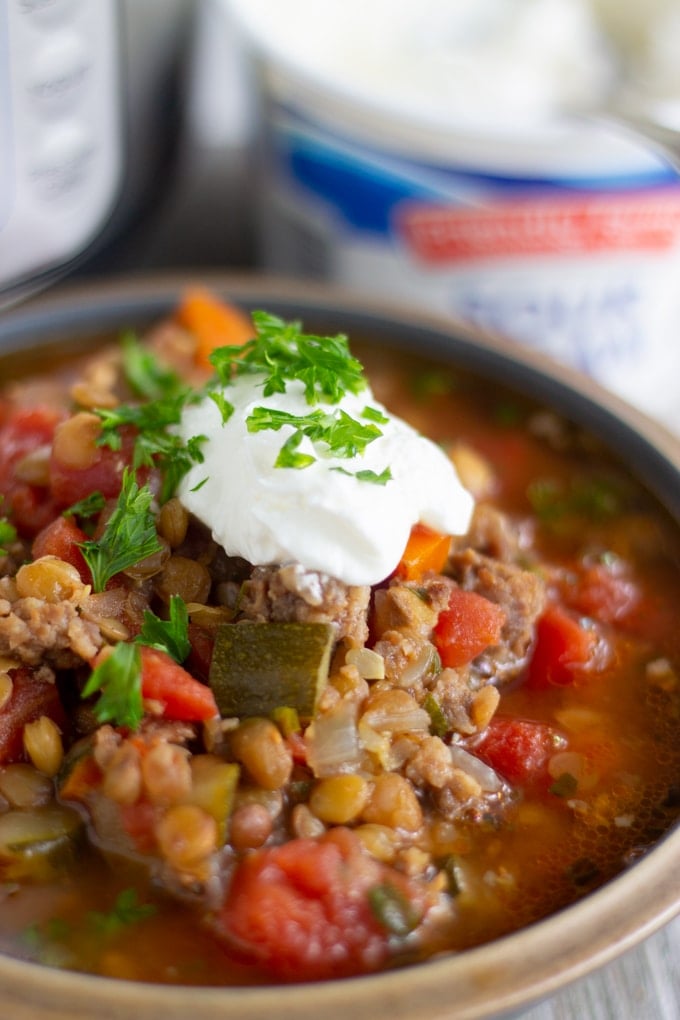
{"left": 1, "top": 0, "right": 680, "bottom": 429}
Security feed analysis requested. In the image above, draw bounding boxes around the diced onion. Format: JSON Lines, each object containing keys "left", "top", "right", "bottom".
{"left": 449, "top": 744, "right": 504, "bottom": 792}
{"left": 305, "top": 700, "right": 361, "bottom": 778}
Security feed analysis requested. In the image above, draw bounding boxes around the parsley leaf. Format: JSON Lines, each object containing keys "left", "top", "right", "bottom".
{"left": 0, "top": 513, "right": 17, "bottom": 555}
{"left": 209, "top": 390, "right": 235, "bottom": 425}
{"left": 137, "top": 595, "right": 191, "bottom": 664}
{"left": 121, "top": 331, "right": 185, "bottom": 401}
{"left": 62, "top": 491, "right": 107, "bottom": 520}
{"left": 79, "top": 470, "right": 163, "bottom": 592}
{"left": 247, "top": 406, "right": 383, "bottom": 466}
{"left": 95, "top": 394, "right": 187, "bottom": 450}
{"left": 527, "top": 475, "right": 626, "bottom": 527}
{"left": 82, "top": 642, "right": 143, "bottom": 729}
{"left": 87, "top": 888, "right": 157, "bottom": 935}
{"left": 94, "top": 392, "right": 206, "bottom": 503}
{"left": 210, "top": 311, "right": 367, "bottom": 405}
{"left": 331, "top": 466, "right": 393, "bottom": 486}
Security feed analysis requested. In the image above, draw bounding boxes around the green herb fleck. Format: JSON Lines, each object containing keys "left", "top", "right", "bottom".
{"left": 121, "top": 331, "right": 186, "bottom": 402}
{"left": 550, "top": 772, "right": 579, "bottom": 798}
{"left": 63, "top": 491, "right": 107, "bottom": 520}
{"left": 411, "top": 369, "right": 457, "bottom": 400}
{"left": 331, "top": 465, "right": 392, "bottom": 486}
{"left": 368, "top": 883, "right": 420, "bottom": 937}
{"left": 137, "top": 595, "right": 191, "bottom": 664}
{"left": 81, "top": 641, "right": 143, "bottom": 729}
{"left": 23, "top": 916, "right": 72, "bottom": 948}
{"left": 79, "top": 469, "right": 163, "bottom": 593}
{"left": 361, "top": 405, "right": 389, "bottom": 424}
{"left": 274, "top": 430, "right": 316, "bottom": 470}
{"left": 210, "top": 311, "right": 366, "bottom": 405}
{"left": 87, "top": 888, "right": 157, "bottom": 936}
{"left": 528, "top": 475, "right": 625, "bottom": 527}
{"left": 0, "top": 513, "right": 17, "bottom": 555}
{"left": 94, "top": 396, "right": 207, "bottom": 503}
{"left": 423, "top": 693, "right": 449, "bottom": 737}
{"left": 492, "top": 400, "right": 522, "bottom": 427}
{"left": 209, "top": 389, "right": 235, "bottom": 425}
{"left": 247, "top": 406, "right": 384, "bottom": 469}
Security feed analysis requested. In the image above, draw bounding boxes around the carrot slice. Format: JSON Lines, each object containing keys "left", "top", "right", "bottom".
{"left": 176, "top": 287, "right": 254, "bottom": 370}
{"left": 393, "top": 523, "right": 452, "bottom": 581}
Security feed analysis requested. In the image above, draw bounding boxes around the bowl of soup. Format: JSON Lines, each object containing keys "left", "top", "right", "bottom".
{"left": 0, "top": 272, "right": 678, "bottom": 1020}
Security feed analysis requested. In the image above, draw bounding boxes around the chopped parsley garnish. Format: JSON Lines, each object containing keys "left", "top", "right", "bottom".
{"left": 210, "top": 311, "right": 366, "bottom": 405}
{"left": 209, "top": 389, "right": 235, "bottom": 425}
{"left": 79, "top": 469, "right": 163, "bottom": 593}
{"left": 82, "top": 597, "right": 191, "bottom": 728}
{"left": 246, "top": 403, "right": 390, "bottom": 479}
{"left": 94, "top": 396, "right": 207, "bottom": 504}
{"left": 93, "top": 337, "right": 207, "bottom": 502}
{"left": 82, "top": 642, "right": 143, "bottom": 729}
{"left": 87, "top": 888, "right": 157, "bottom": 935}
{"left": 63, "top": 491, "right": 107, "bottom": 520}
{"left": 0, "top": 512, "right": 17, "bottom": 555}
{"left": 368, "top": 883, "right": 420, "bottom": 937}
{"left": 527, "top": 475, "right": 626, "bottom": 526}
{"left": 23, "top": 889, "right": 156, "bottom": 960}
{"left": 207, "top": 312, "right": 393, "bottom": 481}
{"left": 121, "top": 330, "right": 186, "bottom": 402}
{"left": 137, "top": 595, "right": 191, "bottom": 664}
{"left": 331, "top": 466, "right": 392, "bottom": 486}
{"left": 423, "top": 692, "right": 449, "bottom": 737}
{"left": 411, "top": 368, "right": 457, "bottom": 401}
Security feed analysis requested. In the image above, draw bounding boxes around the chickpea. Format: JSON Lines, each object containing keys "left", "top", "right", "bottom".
{"left": 16, "top": 557, "right": 85, "bottom": 604}
{"left": 229, "top": 718, "right": 293, "bottom": 791}
{"left": 52, "top": 412, "right": 102, "bottom": 470}
{"left": 361, "top": 772, "right": 423, "bottom": 833}
{"left": 141, "top": 742, "right": 192, "bottom": 805}
{"left": 155, "top": 804, "right": 218, "bottom": 870}
{"left": 309, "top": 774, "right": 371, "bottom": 825}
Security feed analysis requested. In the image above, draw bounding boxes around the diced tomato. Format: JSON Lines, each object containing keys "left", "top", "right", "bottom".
{"left": 0, "top": 667, "right": 66, "bottom": 763}
{"left": 32, "top": 515, "right": 92, "bottom": 584}
{"left": 433, "top": 587, "right": 506, "bottom": 668}
{"left": 48, "top": 424, "right": 141, "bottom": 507}
{"left": 214, "top": 827, "right": 425, "bottom": 981}
{"left": 393, "top": 522, "right": 451, "bottom": 581}
{"left": 0, "top": 407, "right": 65, "bottom": 536}
{"left": 564, "top": 562, "right": 677, "bottom": 651}
{"left": 526, "top": 603, "right": 600, "bottom": 690}
{"left": 119, "top": 800, "right": 161, "bottom": 854}
{"left": 176, "top": 287, "right": 254, "bottom": 371}
{"left": 139, "top": 645, "right": 218, "bottom": 722}
{"left": 563, "top": 561, "right": 641, "bottom": 625}
{"left": 471, "top": 717, "right": 559, "bottom": 790}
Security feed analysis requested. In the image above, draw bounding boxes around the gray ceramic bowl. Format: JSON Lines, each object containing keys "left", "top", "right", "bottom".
{"left": 0, "top": 272, "right": 679, "bottom": 1020}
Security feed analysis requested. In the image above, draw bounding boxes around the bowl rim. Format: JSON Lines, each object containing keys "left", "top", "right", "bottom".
{"left": 0, "top": 270, "right": 679, "bottom": 1020}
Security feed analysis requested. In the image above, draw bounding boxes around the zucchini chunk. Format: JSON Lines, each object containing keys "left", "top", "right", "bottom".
{"left": 209, "top": 621, "right": 334, "bottom": 720}
{"left": 0, "top": 805, "right": 84, "bottom": 881}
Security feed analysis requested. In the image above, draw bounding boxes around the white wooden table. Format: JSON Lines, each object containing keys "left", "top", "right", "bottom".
{"left": 519, "top": 908, "right": 680, "bottom": 1019}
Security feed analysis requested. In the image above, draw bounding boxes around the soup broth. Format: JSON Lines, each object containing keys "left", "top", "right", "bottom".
{"left": 0, "top": 293, "right": 679, "bottom": 985}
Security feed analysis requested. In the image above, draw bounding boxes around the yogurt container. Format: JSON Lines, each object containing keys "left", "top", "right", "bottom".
{"left": 227, "top": 0, "right": 680, "bottom": 432}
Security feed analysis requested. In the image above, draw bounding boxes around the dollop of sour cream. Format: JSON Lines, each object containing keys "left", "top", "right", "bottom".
{"left": 175, "top": 373, "right": 474, "bottom": 586}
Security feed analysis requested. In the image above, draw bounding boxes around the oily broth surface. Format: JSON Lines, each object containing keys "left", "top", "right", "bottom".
{"left": 0, "top": 334, "right": 679, "bottom": 983}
